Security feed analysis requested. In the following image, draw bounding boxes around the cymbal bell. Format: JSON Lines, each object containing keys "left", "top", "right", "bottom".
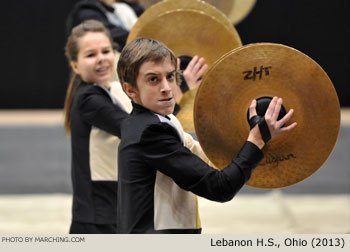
{"left": 194, "top": 43, "right": 340, "bottom": 188}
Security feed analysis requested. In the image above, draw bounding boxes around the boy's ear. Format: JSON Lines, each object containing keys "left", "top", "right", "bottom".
{"left": 123, "top": 82, "right": 139, "bottom": 100}
{"left": 70, "top": 61, "right": 80, "bottom": 75}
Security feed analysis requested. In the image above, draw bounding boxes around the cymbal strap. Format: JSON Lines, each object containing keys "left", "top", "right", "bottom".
{"left": 258, "top": 118, "right": 271, "bottom": 143}
{"left": 248, "top": 115, "right": 261, "bottom": 129}
{"left": 249, "top": 115, "right": 271, "bottom": 143}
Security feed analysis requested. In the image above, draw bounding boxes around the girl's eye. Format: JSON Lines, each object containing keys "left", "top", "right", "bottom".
{"left": 87, "top": 53, "right": 95, "bottom": 58}
{"left": 103, "top": 49, "right": 111, "bottom": 54}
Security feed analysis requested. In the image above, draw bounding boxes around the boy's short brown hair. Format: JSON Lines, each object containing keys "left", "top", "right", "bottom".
{"left": 117, "top": 38, "right": 180, "bottom": 89}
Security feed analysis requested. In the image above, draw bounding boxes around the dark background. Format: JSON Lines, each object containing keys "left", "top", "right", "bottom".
{"left": 1, "top": 0, "right": 349, "bottom": 109}
{"left": 1, "top": 0, "right": 79, "bottom": 108}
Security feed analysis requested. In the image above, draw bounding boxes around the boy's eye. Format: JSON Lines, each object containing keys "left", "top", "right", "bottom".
{"left": 86, "top": 53, "right": 95, "bottom": 58}
{"left": 167, "top": 73, "right": 175, "bottom": 80}
{"left": 149, "top": 77, "right": 158, "bottom": 83}
{"left": 103, "top": 49, "right": 111, "bottom": 54}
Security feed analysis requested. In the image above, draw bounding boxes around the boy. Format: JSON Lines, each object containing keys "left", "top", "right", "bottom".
{"left": 116, "top": 38, "right": 296, "bottom": 234}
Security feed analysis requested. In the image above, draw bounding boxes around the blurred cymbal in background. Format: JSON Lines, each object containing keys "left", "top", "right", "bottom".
{"left": 140, "top": 0, "right": 256, "bottom": 25}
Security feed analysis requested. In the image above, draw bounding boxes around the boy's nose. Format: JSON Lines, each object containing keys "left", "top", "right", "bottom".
{"left": 161, "top": 80, "right": 172, "bottom": 92}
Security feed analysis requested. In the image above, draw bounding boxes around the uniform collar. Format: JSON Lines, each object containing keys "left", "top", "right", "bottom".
{"left": 131, "top": 101, "right": 171, "bottom": 120}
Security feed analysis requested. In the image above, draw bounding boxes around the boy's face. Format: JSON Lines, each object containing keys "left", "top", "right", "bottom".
{"left": 125, "top": 57, "right": 177, "bottom": 116}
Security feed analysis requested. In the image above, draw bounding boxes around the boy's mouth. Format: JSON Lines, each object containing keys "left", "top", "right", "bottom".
{"left": 159, "top": 97, "right": 173, "bottom": 102}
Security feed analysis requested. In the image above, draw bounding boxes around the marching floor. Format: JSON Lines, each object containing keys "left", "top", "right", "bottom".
{"left": 0, "top": 109, "right": 349, "bottom": 234}
{"left": 0, "top": 192, "right": 349, "bottom": 234}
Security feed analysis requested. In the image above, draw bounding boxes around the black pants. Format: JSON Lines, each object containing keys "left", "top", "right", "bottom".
{"left": 69, "top": 221, "right": 117, "bottom": 234}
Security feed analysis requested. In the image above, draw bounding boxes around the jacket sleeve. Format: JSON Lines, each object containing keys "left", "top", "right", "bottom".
{"left": 78, "top": 90, "right": 128, "bottom": 138}
{"left": 141, "top": 123, "right": 263, "bottom": 202}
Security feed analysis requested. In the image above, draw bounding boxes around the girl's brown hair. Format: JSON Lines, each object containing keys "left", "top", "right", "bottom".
{"left": 63, "top": 20, "right": 114, "bottom": 134}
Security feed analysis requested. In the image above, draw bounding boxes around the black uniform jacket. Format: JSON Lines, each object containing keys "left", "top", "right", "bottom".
{"left": 70, "top": 82, "right": 128, "bottom": 224}
{"left": 117, "top": 102, "right": 264, "bottom": 233}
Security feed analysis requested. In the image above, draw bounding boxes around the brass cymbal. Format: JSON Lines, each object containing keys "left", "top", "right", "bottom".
{"left": 127, "top": 8, "right": 242, "bottom": 132}
{"left": 194, "top": 43, "right": 340, "bottom": 188}
{"left": 128, "top": 0, "right": 241, "bottom": 45}
{"left": 128, "top": 9, "right": 241, "bottom": 66}
{"left": 204, "top": 0, "right": 256, "bottom": 25}
{"left": 140, "top": 0, "right": 256, "bottom": 25}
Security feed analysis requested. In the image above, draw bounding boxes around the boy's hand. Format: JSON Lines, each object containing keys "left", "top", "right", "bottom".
{"left": 247, "top": 97, "right": 297, "bottom": 149}
{"left": 180, "top": 56, "right": 208, "bottom": 90}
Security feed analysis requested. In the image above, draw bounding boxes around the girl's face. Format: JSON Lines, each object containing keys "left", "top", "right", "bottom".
{"left": 71, "top": 32, "right": 115, "bottom": 87}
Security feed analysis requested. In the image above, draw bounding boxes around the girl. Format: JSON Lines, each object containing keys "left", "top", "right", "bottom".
{"left": 64, "top": 20, "right": 128, "bottom": 234}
